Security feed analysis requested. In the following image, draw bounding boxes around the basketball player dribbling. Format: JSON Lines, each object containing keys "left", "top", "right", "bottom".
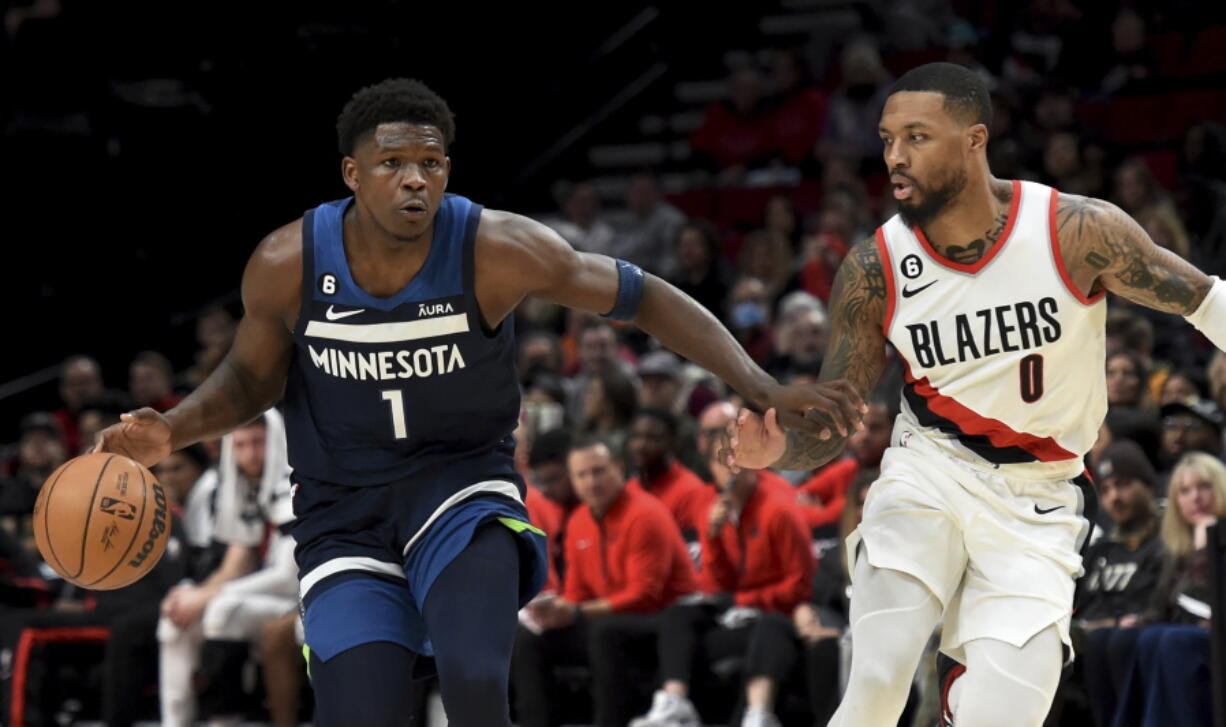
{"left": 93, "top": 78, "right": 864, "bottom": 727}
{"left": 728, "top": 63, "right": 1226, "bottom": 727}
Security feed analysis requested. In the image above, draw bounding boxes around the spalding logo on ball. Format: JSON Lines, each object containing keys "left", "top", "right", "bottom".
{"left": 33, "top": 452, "right": 171, "bottom": 590}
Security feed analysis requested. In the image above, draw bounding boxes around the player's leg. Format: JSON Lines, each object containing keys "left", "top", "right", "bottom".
{"left": 951, "top": 626, "right": 1063, "bottom": 727}
{"left": 259, "top": 612, "right": 304, "bottom": 727}
{"left": 309, "top": 640, "right": 418, "bottom": 726}
{"left": 826, "top": 548, "right": 944, "bottom": 727}
{"left": 421, "top": 521, "right": 521, "bottom": 727}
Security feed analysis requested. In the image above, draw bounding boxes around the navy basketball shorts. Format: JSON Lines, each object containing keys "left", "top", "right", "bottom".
{"left": 290, "top": 469, "right": 547, "bottom": 667}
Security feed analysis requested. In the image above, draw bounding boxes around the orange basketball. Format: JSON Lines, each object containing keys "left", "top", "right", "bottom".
{"left": 32, "top": 452, "right": 171, "bottom": 590}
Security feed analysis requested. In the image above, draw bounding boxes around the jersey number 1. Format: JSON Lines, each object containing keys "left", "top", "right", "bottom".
{"left": 381, "top": 390, "right": 408, "bottom": 439}
{"left": 1019, "top": 354, "right": 1044, "bottom": 403}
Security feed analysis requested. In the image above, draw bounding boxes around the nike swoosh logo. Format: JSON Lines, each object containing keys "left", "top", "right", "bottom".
{"left": 325, "top": 305, "right": 365, "bottom": 321}
{"left": 1034, "top": 504, "right": 1064, "bottom": 515}
{"left": 901, "top": 280, "right": 938, "bottom": 298}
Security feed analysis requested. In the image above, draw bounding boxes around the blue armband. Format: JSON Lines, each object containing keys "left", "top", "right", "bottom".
{"left": 603, "top": 259, "right": 645, "bottom": 321}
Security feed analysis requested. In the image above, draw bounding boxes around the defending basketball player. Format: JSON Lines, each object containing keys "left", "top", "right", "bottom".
{"left": 91, "top": 79, "right": 864, "bottom": 727}
{"left": 727, "top": 63, "right": 1226, "bottom": 727}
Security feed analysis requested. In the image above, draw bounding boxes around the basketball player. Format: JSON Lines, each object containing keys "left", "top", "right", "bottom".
{"left": 93, "top": 78, "right": 863, "bottom": 727}
{"left": 727, "top": 63, "right": 1226, "bottom": 727}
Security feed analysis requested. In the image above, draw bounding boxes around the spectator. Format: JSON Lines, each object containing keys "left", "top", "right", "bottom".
{"left": 669, "top": 220, "right": 731, "bottom": 316}
{"left": 637, "top": 351, "right": 685, "bottom": 414}
{"left": 1160, "top": 368, "right": 1210, "bottom": 406}
{"left": 544, "top": 181, "right": 616, "bottom": 256}
{"left": 1158, "top": 398, "right": 1224, "bottom": 476}
{"left": 1135, "top": 205, "right": 1192, "bottom": 261}
{"left": 1042, "top": 131, "right": 1101, "bottom": 197}
{"left": 50, "top": 354, "right": 104, "bottom": 453}
{"left": 75, "top": 390, "right": 135, "bottom": 456}
{"left": 156, "top": 411, "right": 295, "bottom": 727}
{"left": 1106, "top": 350, "right": 1152, "bottom": 412}
{"left": 738, "top": 230, "right": 794, "bottom": 303}
{"left": 727, "top": 277, "right": 775, "bottom": 365}
{"left": 1098, "top": 8, "right": 1154, "bottom": 95}
{"left": 519, "top": 330, "right": 566, "bottom": 380}
{"left": 767, "top": 49, "right": 827, "bottom": 166}
{"left": 794, "top": 398, "right": 892, "bottom": 531}
{"left": 129, "top": 350, "right": 183, "bottom": 412}
{"left": 1113, "top": 453, "right": 1226, "bottom": 726}
{"left": 626, "top": 408, "right": 713, "bottom": 541}
{"left": 771, "top": 308, "right": 828, "bottom": 381}
{"left": 629, "top": 433, "right": 813, "bottom": 727}
{"left": 1112, "top": 159, "right": 1187, "bottom": 251}
{"left": 513, "top": 439, "right": 698, "bottom": 727}
{"left": 0, "top": 413, "right": 67, "bottom": 544}
{"left": 184, "top": 305, "right": 236, "bottom": 389}
{"left": 690, "top": 67, "right": 776, "bottom": 182}
{"left": 525, "top": 428, "right": 578, "bottom": 595}
{"left": 605, "top": 172, "right": 687, "bottom": 276}
{"left": 566, "top": 318, "right": 634, "bottom": 421}
{"left": 818, "top": 39, "right": 893, "bottom": 164}
{"left": 1078, "top": 440, "right": 1167, "bottom": 727}
{"left": 739, "top": 469, "right": 880, "bottom": 727}
{"left": 1210, "top": 351, "right": 1226, "bottom": 411}
{"left": 580, "top": 365, "right": 639, "bottom": 460}
{"left": 798, "top": 227, "right": 849, "bottom": 304}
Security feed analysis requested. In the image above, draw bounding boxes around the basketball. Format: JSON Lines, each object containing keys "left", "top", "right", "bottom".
{"left": 32, "top": 452, "right": 171, "bottom": 590}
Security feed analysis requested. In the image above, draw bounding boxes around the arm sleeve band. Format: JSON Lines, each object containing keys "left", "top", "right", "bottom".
{"left": 603, "top": 259, "right": 646, "bottom": 322}
{"left": 1184, "top": 276, "right": 1226, "bottom": 353}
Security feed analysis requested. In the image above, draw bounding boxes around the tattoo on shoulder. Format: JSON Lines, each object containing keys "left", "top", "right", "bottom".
{"left": 1056, "top": 193, "right": 1210, "bottom": 314}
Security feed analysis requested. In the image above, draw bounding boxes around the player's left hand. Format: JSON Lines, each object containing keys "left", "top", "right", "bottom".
{"left": 764, "top": 380, "right": 865, "bottom": 439}
{"left": 721, "top": 408, "right": 786, "bottom": 471}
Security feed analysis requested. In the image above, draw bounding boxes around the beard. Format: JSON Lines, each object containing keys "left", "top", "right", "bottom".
{"left": 896, "top": 166, "right": 969, "bottom": 227}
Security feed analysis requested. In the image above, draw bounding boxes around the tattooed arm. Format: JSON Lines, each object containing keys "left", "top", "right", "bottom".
{"left": 731, "top": 237, "right": 889, "bottom": 471}
{"left": 1055, "top": 194, "right": 1212, "bottom": 314}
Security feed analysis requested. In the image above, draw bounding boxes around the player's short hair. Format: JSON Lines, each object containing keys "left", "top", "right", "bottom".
{"left": 336, "top": 78, "right": 456, "bottom": 156}
{"left": 529, "top": 428, "right": 572, "bottom": 469}
{"left": 635, "top": 407, "right": 678, "bottom": 440}
{"left": 889, "top": 62, "right": 991, "bottom": 128}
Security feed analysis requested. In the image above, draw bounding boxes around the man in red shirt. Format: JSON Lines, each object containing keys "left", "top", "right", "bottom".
{"left": 512, "top": 439, "right": 699, "bottom": 727}
{"left": 627, "top": 409, "right": 715, "bottom": 541}
{"left": 794, "top": 398, "right": 892, "bottom": 532}
{"left": 524, "top": 429, "right": 579, "bottom": 594}
{"left": 629, "top": 435, "right": 814, "bottom": 727}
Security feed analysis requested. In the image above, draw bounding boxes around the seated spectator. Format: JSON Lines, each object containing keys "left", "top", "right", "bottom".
{"left": 794, "top": 398, "right": 892, "bottom": 532}
{"left": 1158, "top": 398, "right": 1224, "bottom": 478}
{"left": 770, "top": 308, "right": 827, "bottom": 382}
{"left": 690, "top": 67, "right": 777, "bottom": 182}
{"left": 0, "top": 413, "right": 67, "bottom": 546}
{"left": 727, "top": 277, "right": 775, "bottom": 366}
{"left": 525, "top": 429, "right": 579, "bottom": 595}
{"left": 580, "top": 365, "right": 639, "bottom": 461}
{"left": 604, "top": 172, "right": 687, "bottom": 276}
{"left": 1159, "top": 368, "right": 1210, "bottom": 406}
{"left": 519, "top": 329, "right": 566, "bottom": 381}
{"left": 817, "top": 39, "right": 893, "bottom": 165}
{"left": 766, "top": 49, "right": 827, "bottom": 166}
{"left": 738, "top": 230, "right": 794, "bottom": 304}
{"left": 798, "top": 227, "right": 849, "bottom": 304}
{"left": 1098, "top": 8, "right": 1154, "bottom": 95}
{"left": 739, "top": 469, "right": 878, "bottom": 727}
{"left": 157, "top": 411, "right": 296, "bottom": 727}
{"left": 1107, "top": 350, "right": 1153, "bottom": 412}
{"left": 669, "top": 221, "right": 731, "bottom": 317}
{"left": 543, "top": 181, "right": 616, "bottom": 256}
{"left": 75, "top": 390, "right": 135, "bottom": 456}
{"left": 629, "top": 434, "right": 813, "bottom": 727}
{"left": 184, "top": 305, "right": 237, "bottom": 389}
{"left": 627, "top": 409, "right": 713, "bottom": 542}
{"left": 1077, "top": 441, "right": 1167, "bottom": 726}
{"left": 1113, "top": 453, "right": 1226, "bottom": 726}
{"left": 50, "top": 355, "right": 105, "bottom": 454}
{"left": 129, "top": 350, "right": 183, "bottom": 412}
{"left": 512, "top": 439, "right": 699, "bottom": 727}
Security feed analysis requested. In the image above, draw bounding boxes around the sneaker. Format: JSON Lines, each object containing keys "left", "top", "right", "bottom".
{"left": 628, "top": 689, "right": 701, "bottom": 727}
{"left": 937, "top": 652, "right": 966, "bottom": 727}
{"left": 741, "top": 706, "right": 782, "bottom": 727}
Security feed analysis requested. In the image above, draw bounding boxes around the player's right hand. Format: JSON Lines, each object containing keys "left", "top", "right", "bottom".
{"left": 92, "top": 408, "right": 173, "bottom": 468}
{"left": 723, "top": 408, "right": 788, "bottom": 471}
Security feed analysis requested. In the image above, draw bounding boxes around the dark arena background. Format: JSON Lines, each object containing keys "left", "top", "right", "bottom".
{"left": 2, "top": 1, "right": 1226, "bottom": 726}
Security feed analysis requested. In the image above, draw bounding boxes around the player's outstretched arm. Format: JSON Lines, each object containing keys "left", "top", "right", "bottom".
{"left": 95, "top": 224, "right": 300, "bottom": 466}
{"left": 475, "top": 212, "right": 864, "bottom": 438}
{"left": 1056, "top": 193, "right": 1226, "bottom": 355}
{"left": 731, "top": 237, "right": 890, "bottom": 471}
{"left": 1055, "top": 194, "right": 1212, "bottom": 314}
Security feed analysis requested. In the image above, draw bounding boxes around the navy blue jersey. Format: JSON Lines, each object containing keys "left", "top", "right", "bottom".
{"left": 282, "top": 195, "right": 520, "bottom": 486}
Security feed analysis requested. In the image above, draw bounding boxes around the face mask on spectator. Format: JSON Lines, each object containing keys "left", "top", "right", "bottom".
{"left": 731, "top": 302, "right": 767, "bottom": 330}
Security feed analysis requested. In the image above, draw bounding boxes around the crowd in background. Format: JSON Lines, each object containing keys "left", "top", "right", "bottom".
{"left": 3, "top": 1, "right": 1226, "bottom": 726}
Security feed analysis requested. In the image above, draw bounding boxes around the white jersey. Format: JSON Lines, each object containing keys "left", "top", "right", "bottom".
{"left": 878, "top": 179, "right": 1106, "bottom": 478}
